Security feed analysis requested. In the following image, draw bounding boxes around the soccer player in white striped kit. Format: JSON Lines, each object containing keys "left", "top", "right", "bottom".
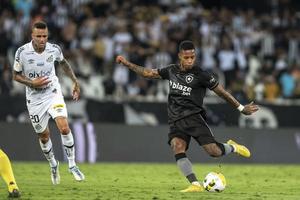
{"left": 12, "top": 21, "right": 84, "bottom": 184}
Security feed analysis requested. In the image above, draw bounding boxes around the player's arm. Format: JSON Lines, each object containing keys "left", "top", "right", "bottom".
{"left": 12, "top": 71, "right": 33, "bottom": 87}
{"left": 212, "top": 84, "right": 259, "bottom": 115}
{"left": 12, "top": 71, "right": 50, "bottom": 88}
{"left": 58, "top": 58, "right": 80, "bottom": 100}
{"left": 59, "top": 59, "right": 78, "bottom": 83}
{"left": 116, "top": 55, "right": 162, "bottom": 79}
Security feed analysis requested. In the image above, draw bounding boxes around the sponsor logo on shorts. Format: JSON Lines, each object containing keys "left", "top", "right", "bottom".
{"left": 53, "top": 104, "right": 64, "bottom": 109}
{"left": 56, "top": 108, "right": 63, "bottom": 113}
{"left": 35, "top": 124, "right": 42, "bottom": 131}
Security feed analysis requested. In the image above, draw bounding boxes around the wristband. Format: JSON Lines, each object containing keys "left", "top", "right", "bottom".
{"left": 237, "top": 104, "right": 244, "bottom": 112}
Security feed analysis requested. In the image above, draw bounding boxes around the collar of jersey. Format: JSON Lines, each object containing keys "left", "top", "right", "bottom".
{"left": 175, "top": 64, "right": 197, "bottom": 73}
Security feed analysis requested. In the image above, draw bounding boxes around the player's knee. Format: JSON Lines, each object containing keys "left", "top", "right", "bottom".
{"left": 171, "top": 140, "right": 186, "bottom": 153}
{"left": 59, "top": 125, "right": 70, "bottom": 135}
{"left": 55, "top": 117, "right": 70, "bottom": 134}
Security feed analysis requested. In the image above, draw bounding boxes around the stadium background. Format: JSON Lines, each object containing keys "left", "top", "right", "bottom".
{"left": 1, "top": 0, "right": 300, "bottom": 164}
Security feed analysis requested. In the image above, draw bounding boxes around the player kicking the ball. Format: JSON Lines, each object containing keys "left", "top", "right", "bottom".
{"left": 12, "top": 21, "right": 84, "bottom": 185}
{"left": 116, "top": 40, "right": 259, "bottom": 192}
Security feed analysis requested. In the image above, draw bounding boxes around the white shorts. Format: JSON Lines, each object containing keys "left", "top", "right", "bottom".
{"left": 27, "top": 93, "right": 68, "bottom": 133}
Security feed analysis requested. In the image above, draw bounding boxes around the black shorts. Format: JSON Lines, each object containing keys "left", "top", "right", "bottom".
{"left": 168, "top": 113, "right": 216, "bottom": 150}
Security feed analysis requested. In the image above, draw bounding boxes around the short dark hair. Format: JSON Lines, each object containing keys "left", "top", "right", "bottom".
{"left": 179, "top": 40, "right": 195, "bottom": 51}
{"left": 32, "top": 21, "right": 48, "bottom": 30}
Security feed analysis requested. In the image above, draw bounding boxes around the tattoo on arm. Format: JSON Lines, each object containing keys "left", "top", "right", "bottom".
{"left": 213, "top": 85, "right": 240, "bottom": 108}
{"left": 59, "top": 59, "right": 78, "bottom": 82}
{"left": 124, "top": 61, "right": 161, "bottom": 79}
{"left": 13, "top": 71, "right": 33, "bottom": 87}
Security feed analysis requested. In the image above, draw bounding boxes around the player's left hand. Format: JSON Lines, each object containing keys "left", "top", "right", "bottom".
{"left": 72, "top": 81, "right": 80, "bottom": 101}
{"left": 241, "top": 101, "right": 259, "bottom": 115}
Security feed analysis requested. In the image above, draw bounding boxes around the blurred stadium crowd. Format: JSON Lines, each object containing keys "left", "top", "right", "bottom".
{"left": 1, "top": 0, "right": 300, "bottom": 103}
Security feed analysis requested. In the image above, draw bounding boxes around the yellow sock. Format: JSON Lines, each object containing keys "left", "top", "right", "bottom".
{"left": 0, "top": 149, "right": 19, "bottom": 192}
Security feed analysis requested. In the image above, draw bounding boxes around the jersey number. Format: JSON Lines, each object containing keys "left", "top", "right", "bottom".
{"left": 30, "top": 115, "right": 40, "bottom": 123}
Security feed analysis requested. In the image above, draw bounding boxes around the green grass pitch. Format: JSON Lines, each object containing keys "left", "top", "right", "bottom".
{"left": 1, "top": 162, "right": 300, "bottom": 200}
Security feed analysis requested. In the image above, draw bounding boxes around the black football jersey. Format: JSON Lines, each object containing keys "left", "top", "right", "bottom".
{"left": 158, "top": 64, "right": 219, "bottom": 123}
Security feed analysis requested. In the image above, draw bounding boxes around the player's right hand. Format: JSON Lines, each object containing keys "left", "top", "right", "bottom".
{"left": 31, "top": 76, "right": 51, "bottom": 88}
{"left": 116, "top": 55, "right": 127, "bottom": 65}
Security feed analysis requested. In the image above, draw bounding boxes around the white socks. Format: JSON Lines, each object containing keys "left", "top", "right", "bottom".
{"left": 40, "top": 132, "right": 77, "bottom": 168}
{"left": 39, "top": 139, "right": 57, "bottom": 168}
{"left": 61, "top": 132, "right": 76, "bottom": 168}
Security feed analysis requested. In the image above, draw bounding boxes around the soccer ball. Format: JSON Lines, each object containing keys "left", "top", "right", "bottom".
{"left": 203, "top": 172, "right": 226, "bottom": 192}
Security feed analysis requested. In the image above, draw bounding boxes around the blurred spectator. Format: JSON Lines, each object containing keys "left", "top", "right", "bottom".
{"left": 279, "top": 67, "right": 295, "bottom": 98}
{"left": 264, "top": 76, "right": 280, "bottom": 102}
{"left": 217, "top": 36, "right": 236, "bottom": 88}
{"left": 0, "top": 58, "right": 12, "bottom": 94}
{"left": 14, "top": 0, "right": 34, "bottom": 24}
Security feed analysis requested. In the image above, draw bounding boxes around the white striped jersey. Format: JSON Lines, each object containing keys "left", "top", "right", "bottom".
{"left": 13, "top": 41, "right": 64, "bottom": 104}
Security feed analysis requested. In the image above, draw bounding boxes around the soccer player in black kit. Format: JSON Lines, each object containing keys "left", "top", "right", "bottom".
{"left": 116, "top": 40, "right": 259, "bottom": 192}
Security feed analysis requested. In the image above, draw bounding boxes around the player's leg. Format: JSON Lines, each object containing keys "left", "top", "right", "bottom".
{"left": 49, "top": 94, "right": 85, "bottom": 181}
{"left": 54, "top": 117, "right": 75, "bottom": 167}
{"left": 194, "top": 113, "right": 251, "bottom": 158}
{"left": 201, "top": 140, "right": 250, "bottom": 158}
{"left": 54, "top": 116, "right": 85, "bottom": 181}
{"left": 202, "top": 142, "right": 234, "bottom": 157}
{"left": 0, "top": 149, "right": 20, "bottom": 198}
{"left": 38, "top": 128, "right": 60, "bottom": 185}
{"left": 170, "top": 136, "right": 203, "bottom": 192}
{"left": 28, "top": 103, "right": 60, "bottom": 185}
{"left": 38, "top": 128, "right": 58, "bottom": 167}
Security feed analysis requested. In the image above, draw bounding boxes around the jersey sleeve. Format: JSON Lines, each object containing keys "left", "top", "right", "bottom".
{"left": 13, "top": 47, "right": 24, "bottom": 72}
{"left": 200, "top": 71, "right": 219, "bottom": 90}
{"left": 157, "top": 65, "right": 171, "bottom": 80}
{"left": 53, "top": 44, "right": 64, "bottom": 62}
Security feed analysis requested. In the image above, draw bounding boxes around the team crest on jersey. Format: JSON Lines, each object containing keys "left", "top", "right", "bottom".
{"left": 185, "top": 75, "right": 194, "bottom": 83}
{"left": 47, "top": 55, "right": 53, "bottom": 62}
